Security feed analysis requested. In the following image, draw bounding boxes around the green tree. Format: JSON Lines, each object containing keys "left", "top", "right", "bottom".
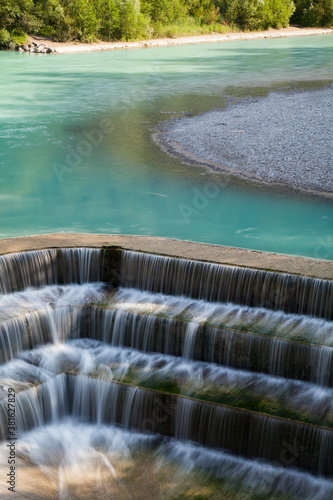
{"left": 113, "top": 0, "right": 151, "bottom": 40}
{"left": 292, "top": 0, "right": 333, "bottom": 26}
{"left": 0, "top": 0, "right": 40, "bottom": 32}
{"left": 261, "top": 0, "right": 295, "bottom": 28}
{"left": 141, "top": 0, "right": 188, "bottom": 24}
{"left": 96, "top": 0, "right": 119, "bottom": 39}
{"left": 187, "top": 0, "right": 220, "bottom": 24}
{"left": 64, "top": 0, "right": 99, "bottom": 41}
{"left": 226, "top": 0, "right": 264, "bottom": 29}
{"left": 226, "top": 0, "right": 295, "bottom": 29}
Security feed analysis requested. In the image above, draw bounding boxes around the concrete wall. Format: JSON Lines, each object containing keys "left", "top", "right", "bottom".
{"left": 0, "top": 233, "right": 332, "bottom": 280}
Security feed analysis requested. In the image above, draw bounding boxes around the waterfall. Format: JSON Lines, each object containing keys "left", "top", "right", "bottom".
{"left": 2, "top": 299, "right": 331, "bottom": 388}
{"left": 174, "top": 395, "right": 333, "bottom": 477}
{"left": 0, "top": 246, "right": 332, "bottom": 498}
{"left": 1, "top": 373, "right": 332, "bottom": 477}
{"left": 81, "top": 305, "right": 333, "bottom": 387}
{"left": 183, "top": 322, "right": 199, "bottom": 359}
{"left": 0, "top": 310, "right": 53, "bottom": 362}
{"left": 160, "top": 441, "right": 333, "bottom": 500}
{"left": 121, "top": 250, "right": 333, "bottom": 320}
{"left": 0, "top": 248, "right": 102, "bottom": 293}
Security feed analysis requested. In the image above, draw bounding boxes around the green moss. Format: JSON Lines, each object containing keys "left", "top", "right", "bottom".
{"left": 105, "top": 363, "right": 333, "bottom": 429}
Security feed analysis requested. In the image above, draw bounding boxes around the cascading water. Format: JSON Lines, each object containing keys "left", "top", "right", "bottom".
{"left": 121, "top": 250, "right": 333, "bottom": 320}
{"left": 0, "top": 247, "right": 333, "bottom": 499}
{"left": 0, "top": 248, "right": 102, "bottom": 294}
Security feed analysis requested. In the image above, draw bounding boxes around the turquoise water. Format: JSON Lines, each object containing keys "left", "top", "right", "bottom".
{"left": 0, "top": 34, "right": 332, "bottom": 259}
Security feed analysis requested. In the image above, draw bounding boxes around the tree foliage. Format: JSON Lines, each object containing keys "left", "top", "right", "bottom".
{"left": 292, "top": 0, "right": 333, "bottom": 26}
{"left": 226, "top": 0, "right": 295, "bottom": 30}
{"left": 0, "top": 0, "right": 332, "bottom": 48}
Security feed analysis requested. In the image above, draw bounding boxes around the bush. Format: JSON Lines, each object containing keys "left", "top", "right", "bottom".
{"left": 65, "top": 0, "right": 99, "bottom": 41}
{"left": 0, "top": 0, "right": 330, "bottom": 47}
{"left": 0, "top": 27, "right": 27, "bottom": 48}
{"left": 0, "top": 0, "right": 40, "bottom": 32}
{"left": 261, "top": 0, "right": 295, "bottom": 28}
{"left": 102, "top": 0, "right": 150, "bottom": 40}
{"left": 292, "top": 0, "right": 333, "bottom": 26}
{"left": 226, "top": 0, "right": 295, "bottom": 30}
{"left": 11, "top": 28, "right": 28, "bottom": 44}
{"left": 187, "top": 0, "right": 220, "bottom": 24}
{"left": 141, "top": 0, "right": 188, "bottom": 24}
{"left": 37, "top": 24, "right": 55, "bottom": 36}
{"left": 226, "top": 0, "right": 264, "bottom": 30}
{"left": 117, "top": 0, "right": 151, "bottom": 40}
{"left": 0, "top": 28, "right": 11, "bottom": 47}
{"left": 96, "top": 0, "right": 120, "bottom": 40}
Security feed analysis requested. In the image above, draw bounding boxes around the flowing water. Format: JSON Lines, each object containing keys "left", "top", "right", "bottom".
{"left": 0, "top": 248, "right": 333, "bottom": 498}
{"left": 1, "top": 35, "right": 333, "bottom": 258}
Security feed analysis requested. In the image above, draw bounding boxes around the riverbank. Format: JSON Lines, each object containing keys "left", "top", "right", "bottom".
{"left": 154, "top": 85, "right": 333, "bottom": 200}
{"left": 27, "top": 26, "right": 333, "bottom": 54}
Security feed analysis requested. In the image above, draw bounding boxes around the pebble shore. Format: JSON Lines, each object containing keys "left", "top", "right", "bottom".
{"left": 155, "top": 86, "right": 333, "bottom": 198}
{"left": 25, "top": 27, "right": 333, "bottom": 54}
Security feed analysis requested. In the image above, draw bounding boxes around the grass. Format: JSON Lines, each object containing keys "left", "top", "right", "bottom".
{"left": 151, "top": 20, "right": 237, "bottom": 39}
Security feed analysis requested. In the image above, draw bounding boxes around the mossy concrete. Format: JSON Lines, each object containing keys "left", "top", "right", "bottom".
{"left": 0, "top": 233, "right": 332, "bottom": 280}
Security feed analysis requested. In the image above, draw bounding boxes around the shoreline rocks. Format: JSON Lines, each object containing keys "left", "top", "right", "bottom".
{"left": 15, "top": 41, "right": 56, "bottom": 54}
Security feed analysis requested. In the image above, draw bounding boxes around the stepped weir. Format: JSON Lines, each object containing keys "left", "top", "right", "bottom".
{"left": 0, "top": 235, "right": 332, "bottom": 499}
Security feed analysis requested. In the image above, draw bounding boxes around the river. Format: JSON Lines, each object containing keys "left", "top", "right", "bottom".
{"left": 0, "top": 34, "right": 332, "bottom": 258}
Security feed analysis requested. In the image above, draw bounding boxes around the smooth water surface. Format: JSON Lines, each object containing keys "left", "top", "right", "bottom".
{"left": 0, "top": 34, "right": 332, "bottom": 258}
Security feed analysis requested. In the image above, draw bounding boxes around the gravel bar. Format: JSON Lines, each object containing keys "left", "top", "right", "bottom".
{"left": 154, "top": 86, "right": 333, "bottom": 198}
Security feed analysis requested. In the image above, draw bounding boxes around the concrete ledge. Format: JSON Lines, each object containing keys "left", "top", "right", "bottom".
{"left": 0, "top": 233, "right": 332, "bottom": 280}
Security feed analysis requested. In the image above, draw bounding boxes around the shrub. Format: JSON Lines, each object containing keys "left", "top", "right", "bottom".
{"left": 65, "top": 0, "right": 99, "bottom": 41}
{"left": 226, "top": 0, "right": 264, "bottom": 30}
{"left": 261, "top": 0, "right": 295, "bottom": 28}
{"left": 0, "top": 0, "right": 329, "bottom": 47}
{"left": 96, "top": 0, "right": 120, "bottom": 40}
{"left": 141, "top": 0, "right": 188, "bottom": 24}
{"left": 0, "top": 0, "right": 40, "bottom": 32}
{"left": 0, "top": 27, "right": 27, "bottom": 48}
{"left": 187, "top": 0, "right": 221, "bottom": 25}
{"left": 37, "top": 24, "right": 56, "bottom": 36}
{"left": 0, "top": 27, "right": 11, "bottom": 47}
{"left": 292, "top": 0, "right": 333, "bottom": 26}
{"left": 11, "top": 28, "right": 28, "bottom": 44}
{"left": 226, "top": 0, "right": 295, "bottom": 30}
{"left": 112, "top": 0, "right": 151, "bottom": 40}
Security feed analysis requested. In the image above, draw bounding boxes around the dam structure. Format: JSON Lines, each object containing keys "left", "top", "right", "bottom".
{"left": 0, "top": 235, "right": 332, "bottom": 498}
